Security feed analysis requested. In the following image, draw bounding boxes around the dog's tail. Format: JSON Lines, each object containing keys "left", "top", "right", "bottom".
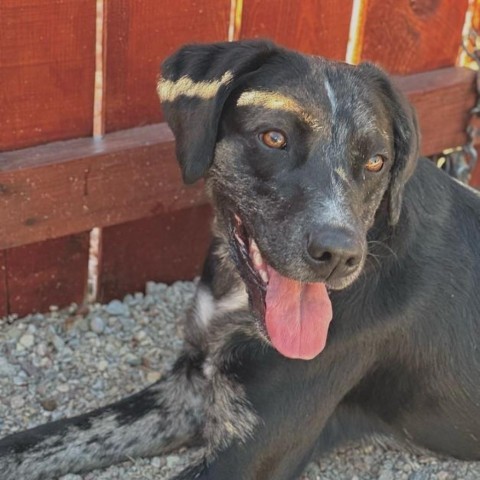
{"left": 0, "top": 354, "right": 206, "bottom": 480}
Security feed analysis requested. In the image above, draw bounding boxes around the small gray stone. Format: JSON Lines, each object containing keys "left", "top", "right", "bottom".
{"left": 57, "top": 383, "right": 70, "bottom": 393}
{"left": 107, "top": 316, "right": 117, "bottom": 327}
{"left": 134, "top": 330, "right": 147, "bottom": 341}
{"left": 0, "top": 357, "right": 16, "bottom": 376}
{"left": 13, "top": 374, "right": 28, "bottom": 386}
{"left": 89, "top": 316, "right": 105, "bottom": 334}
{"left": 146, "top": 371, "right": 162, "bottom": 383}
{"left": 98, "top": 360, "right": 108, "bottom": 372}
{"left": 26, "top": 324, "right": 37, "bottom": 334}
{"left": 123, "top": 293, "right": 135, "bottom": 304}
{"left": 120, "top": 317, "right": 136, "bottom": 331}
{"left": 51, "top": 410, "right": 65, "bottom": 421}
{"left": 151, "top": 456, "right": 163, "bottom": 468}
{"left": 36, "top": 342, "right": 49, "bottom": 357}
{"left": 10, "top": 395, "right": 25, "bottom": 408}
{"left": 166, "top": 454, "right": 181, "bottom": 468}
{"left": 379, "top": 470, "right": 395, "bottom": 480}
{"left": 6, "top": 326, "right": 23, "bottom": 341}
{"left": 68, "top": 337, "right": 80, "bottom": 347}
{"left": 77, "top": 318, "right": 90, "bottom": 332}
{"left": 84, "top": 332, "right": 98, "bottom": 340}
{"left": 125, "top": 354, "right": 141, "bottom": 366}
{"left": 437, "top": 472, "right": 450, "bottom": 480}
{"left": 32, "top": 313, "right": 45, "bottom": 323}
{"left": 106, "top": 300, "right": 129, "bottom": 316}
{"left": 408, "top": 472, "right": 427, "bottom": 480}
{"left": 59, "top": 473, "right": 83, "bottom": 480}
{"left": 91, "top": 378, "right": 105, "bottom": 390}
{"left": 52, "top": 335, "right": 65, "bottom": 352}
{"left": 39, "top": 357, "right": 52, "bottom": 368}
{"left": 18, "top": 333, "right": 35, "bottom": 349}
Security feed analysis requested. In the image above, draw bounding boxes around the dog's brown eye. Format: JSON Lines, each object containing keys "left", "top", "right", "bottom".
{"left": 261, "top": 130, "right": 287, "bottom": 149}
{"left": 365, "top": 155, "right": 384, "bottom": 172}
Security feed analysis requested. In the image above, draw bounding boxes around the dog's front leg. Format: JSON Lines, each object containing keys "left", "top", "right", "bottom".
{"left": 0, "top": 351, "right": 207, "bottom": 480}
{"left": 176, "top": 341, "right": 374, "bottom": 480}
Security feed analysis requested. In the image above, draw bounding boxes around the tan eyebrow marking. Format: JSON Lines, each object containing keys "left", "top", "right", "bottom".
{"left": 236, "top": 90, "right": 322, "bottom": 130}
{"left": 335, "top": 167, "right": 349, "bottom": 184}
{"left": 157, "top": 71, "right": 234, "bottom": 102}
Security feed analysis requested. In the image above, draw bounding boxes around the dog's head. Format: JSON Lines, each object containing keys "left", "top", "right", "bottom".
{"left": 158, "top": 40, "right": 420, "bottom": 360}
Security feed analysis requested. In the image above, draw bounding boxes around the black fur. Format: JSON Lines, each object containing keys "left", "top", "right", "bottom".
{"left": 1, "top": 40, "right": 480, "bottom": 479}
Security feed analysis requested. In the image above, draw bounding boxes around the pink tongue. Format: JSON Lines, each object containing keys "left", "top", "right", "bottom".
{"left": 265, "top": 267, "right": 333, "bottom": 360}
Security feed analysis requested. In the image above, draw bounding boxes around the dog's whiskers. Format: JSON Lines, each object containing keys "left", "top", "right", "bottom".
{"left": 367, "top": 240, "right": 398, "bottom": 261}
{"left": 366, "top": 252, "right": 382, "bottom": 269}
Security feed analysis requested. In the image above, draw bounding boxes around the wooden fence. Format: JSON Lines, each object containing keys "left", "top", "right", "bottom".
{"left": 0, "top": 0, "right": 479, "bottom": 316}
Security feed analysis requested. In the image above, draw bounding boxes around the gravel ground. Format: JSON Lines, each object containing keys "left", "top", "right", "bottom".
{"left": 1, "top": 280, "right": 479, "bottom": 480}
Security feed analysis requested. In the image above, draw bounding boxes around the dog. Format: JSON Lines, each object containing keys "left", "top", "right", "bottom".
{"left": 1, "top": 39, "right": 480, "bottom": 480}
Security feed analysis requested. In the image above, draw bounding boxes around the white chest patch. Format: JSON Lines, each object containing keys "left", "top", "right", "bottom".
{"left": 193, "top": 284, "right": 249, "bottom": 331}
{"left": 194, "top": 286, "right": 216, "bottom": 330}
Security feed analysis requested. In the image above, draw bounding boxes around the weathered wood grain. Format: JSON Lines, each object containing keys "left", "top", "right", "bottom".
{"left": 105, "top": 0, "right": 230, "bottom": 132}
{"left": 359, "top": 0, "right": 468, "bottom": 74}
{"left": 97, "top": 206, "right": 212, "bottom": 302}
{"left": 394, "top": 67, "right": 476, "bottom": 157}
{"left": 239, "top": 0, "right": 353, "bottom": 60}
{"left": 6, "top": 234, "right": 89, "bottom": 317}
{"left": 0, "top": 0, "right": 96, "bottom": 150}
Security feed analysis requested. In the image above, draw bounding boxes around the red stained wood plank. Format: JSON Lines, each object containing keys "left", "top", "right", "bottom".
{"left": 0, "top": 0, "right": 96, "bottom": 150}
{"left": 393, "top": 67, "right": 476, "bottom": 159}
{"left": 0, "top": 124, "right": 206, "bottom": 249}
{"left": 5, "top": 233, "right": 89, "bottom": 317}
{"left": 239, "top": 0, "right": 353, "bottom": 59}
{"left": 104, "top": 0, "right": 230, "bottom": 132}
{"left": 97, "top": 206, "right": 212, "bottom": 302}
{"left": 0, "top": 67, "right": 475, "bottom": 251}
{"left": 359, "top": 0, "right": 468, "bottom": 74}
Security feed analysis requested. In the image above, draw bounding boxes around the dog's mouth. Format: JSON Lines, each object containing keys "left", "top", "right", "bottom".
{"left": 230, "top": 214, "right": 333, "bottom": 360}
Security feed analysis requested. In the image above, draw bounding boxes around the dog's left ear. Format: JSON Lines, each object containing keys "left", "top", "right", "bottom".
{"left": 158, "top": 40, "right": 279, "bottom": 184}
{"left": 358, "top": 63, "right": 421, "bottom": 226}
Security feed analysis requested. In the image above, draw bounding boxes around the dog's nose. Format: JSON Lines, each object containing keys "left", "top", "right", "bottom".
{"left": 306, "top": 227, "right": 363, "bottom": 279}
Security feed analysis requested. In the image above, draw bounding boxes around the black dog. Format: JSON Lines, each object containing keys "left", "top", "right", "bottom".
{"left": 1, "top": 40, "right": 480, "bottom": 480}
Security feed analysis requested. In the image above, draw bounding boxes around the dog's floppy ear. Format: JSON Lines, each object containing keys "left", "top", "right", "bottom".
{"left": 158, "top": 40, "right": 278, "bottom": 184}
{"left": 358, "top": 63, "right": 421, "bottom": 226}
